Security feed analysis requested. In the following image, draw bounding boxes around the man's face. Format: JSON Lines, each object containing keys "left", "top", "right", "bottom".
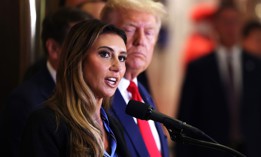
{"left": 214, "top": 8, "right": 242, "bottom": 47}
{"left": 110, "top": 9, "right": 159, "bottom": 78}
{"left": 243, "top": 29, "right": 261, "bottom": 57}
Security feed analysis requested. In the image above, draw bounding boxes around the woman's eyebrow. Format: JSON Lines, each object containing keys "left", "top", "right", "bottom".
{"left": 120, "top": 51, "right": 127, "bottom": 56}
{"left": 99, "top": 46, "right": 127, "bottom": 55}
{"left": 98, "top": 46, "right": 114, "bottom": 51}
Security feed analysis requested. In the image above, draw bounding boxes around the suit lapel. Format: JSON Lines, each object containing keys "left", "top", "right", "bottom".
{"left": 111, "top": 89, "right": 149, "bottom": 157}
{"left": 212, "top": 53, "right": 225, "bottom": 90}
{"left": 211, "top": 53, "right": 231, "bottom": 113}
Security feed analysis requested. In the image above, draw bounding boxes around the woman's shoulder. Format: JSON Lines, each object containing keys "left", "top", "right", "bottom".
{"left": 26, "top": 106, "right": 69, "bottom": 135}
{"left": 29, "top": 107, "right": 56, "bottom": 124}
{"left": 21, "top": 107, "right": 70, "bottom": 156}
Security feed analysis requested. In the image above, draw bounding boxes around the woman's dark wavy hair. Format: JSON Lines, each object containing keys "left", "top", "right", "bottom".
{"left": 47, "top": 19, "right": 126, "bottom": 157}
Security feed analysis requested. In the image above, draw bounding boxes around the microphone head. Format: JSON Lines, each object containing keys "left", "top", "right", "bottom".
{"left": 125, "top": 100, "right": 151, "bottom": 120}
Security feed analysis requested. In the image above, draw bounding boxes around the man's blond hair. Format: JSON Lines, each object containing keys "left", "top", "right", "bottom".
{"left": 101, "top": 0, "right": 166, "bottom": 27}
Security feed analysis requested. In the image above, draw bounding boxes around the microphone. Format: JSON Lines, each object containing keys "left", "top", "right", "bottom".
{"left": 126, "top": 100, "right": 216, "bottom": 142}
{"left": 126, "top": 100, "right": 247, "bottom": 157}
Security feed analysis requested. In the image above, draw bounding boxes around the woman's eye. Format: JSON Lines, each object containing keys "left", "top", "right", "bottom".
{"left": 99, "top": 51, "right": 110, "bottom": 58}
{"left": 119, "top": 56, "right": 127, "bottom": 62}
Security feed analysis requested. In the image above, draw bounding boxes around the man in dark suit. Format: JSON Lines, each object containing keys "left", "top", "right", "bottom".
{"left": 176, "top": 4, "right": 261, "bottom": 157}
{"left": 0, "top": 8, "right": 92, "bottom": 157}
{"left": 101, "top": 0, "right": 169, "bottom": 157}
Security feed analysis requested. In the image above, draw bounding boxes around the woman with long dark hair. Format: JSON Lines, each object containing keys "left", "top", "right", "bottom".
{"left": 20, "top": 19, "right": 128, "bottom": 157}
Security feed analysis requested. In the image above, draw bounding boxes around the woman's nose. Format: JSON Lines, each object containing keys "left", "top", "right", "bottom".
{"left": 109, "top": 59, "right": 120, "bottom": 72}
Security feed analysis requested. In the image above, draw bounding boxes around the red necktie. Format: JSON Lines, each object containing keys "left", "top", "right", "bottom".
{"left": 127, "top": 81, "right": 161, "bottom": 157}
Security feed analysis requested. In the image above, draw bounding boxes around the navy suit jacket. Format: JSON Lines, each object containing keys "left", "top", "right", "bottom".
{"left": 110, "top": 82, "right": 169, "bottom": 157}
{"left": 176, "top": 51, "right": 261, "bottom": 157}
{"left": 0, "top": 65, "right": 55, "bottom": 157}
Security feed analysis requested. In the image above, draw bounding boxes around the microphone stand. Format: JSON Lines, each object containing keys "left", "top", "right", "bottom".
{"left": 164, "top": 124, "right": 246, "bottom": 157}
{"left": 125, "top": 100, "right": 246, "bottom": 157}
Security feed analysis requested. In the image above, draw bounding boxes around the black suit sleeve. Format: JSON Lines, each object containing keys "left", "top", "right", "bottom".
{"left": 20, "top": 108, "right": 69, "bottom": 157}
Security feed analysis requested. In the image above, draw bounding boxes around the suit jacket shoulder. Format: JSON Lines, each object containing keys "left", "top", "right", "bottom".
{"left": 242, "top": 50, "right": 261, "bottom": 71}
{"left": 8, "top": 64, "right": 55, "bottom": 109}
{"left": 0, "top": 65, "right": 55, "bottom": 157}
{"left": 20, "top": 107, "right": 69, "bottom": 157}
{"left": 187, "top": 52, "right": 216, "bottom": 72}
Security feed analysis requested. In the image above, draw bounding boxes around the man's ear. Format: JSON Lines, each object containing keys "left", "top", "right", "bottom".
{"left": 45, "top": 38, "right": 62, "bottom": 70}
{"left": 45, "top": 38, "right": 61, "bottom": 61}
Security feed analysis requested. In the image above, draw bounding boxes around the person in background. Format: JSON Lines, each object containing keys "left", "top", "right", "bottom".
{"left": 177, "top": 3, "right": 261, "bottom": 157}
{"left": 24, "top": 0, "right": 108, "bottom": 81}
{"left": 21, "top": 19, "right": 129, "bottom": 157}
{"left": 242, "top": 20, "right": 261, "bottom": 58}
{"left": 0, "top": 8, "right": 92, "bottom": 157}
{"left": 182, "top": 3, "right": 217, "bottom": 69}
{"left": 101, "top": 0, "right": 169, "bottom": 157}
{"left": 77, "top": 0, "right": 107, "bottom": 19}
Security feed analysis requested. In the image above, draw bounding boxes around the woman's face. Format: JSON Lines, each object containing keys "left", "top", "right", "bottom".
{"left": 83, "top": 33, "right": 127, "bottom": 99}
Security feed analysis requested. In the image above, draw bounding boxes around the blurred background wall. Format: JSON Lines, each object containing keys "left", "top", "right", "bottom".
{"left": 1, "top": 0, "right": 261, "bottom": 118}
